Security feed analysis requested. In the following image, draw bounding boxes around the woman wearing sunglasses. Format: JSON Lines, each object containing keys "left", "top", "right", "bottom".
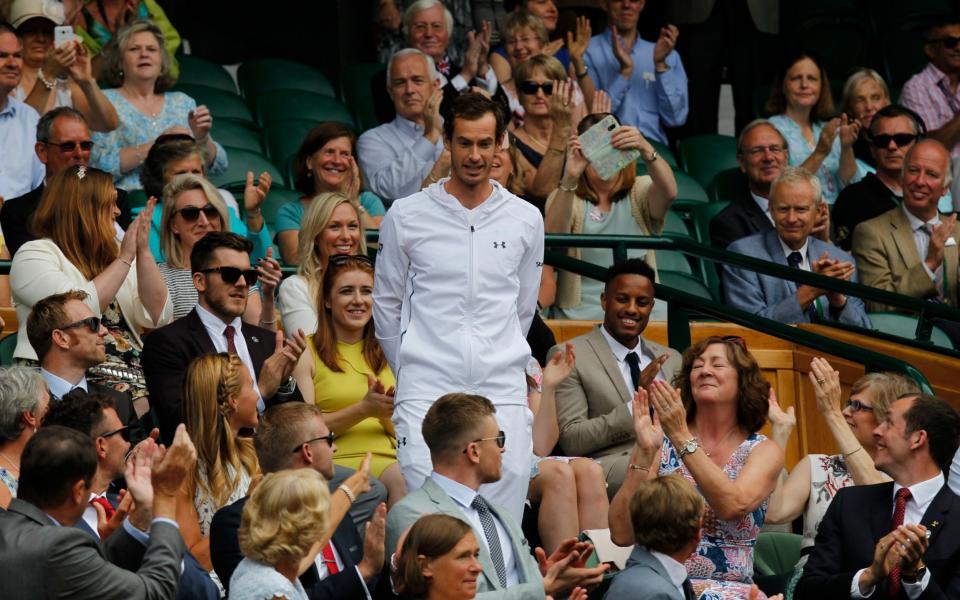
{"left": 10, "top": 165, "right": 171, "bottom": 401}
{"left": 291, "top": 254, "right": 405, "bottom": 506}
{"left": 157, "top": 173, "right": 281, "bottom": 326}
{"left": 764, "top": 360, "right": 918, "bottom": 599}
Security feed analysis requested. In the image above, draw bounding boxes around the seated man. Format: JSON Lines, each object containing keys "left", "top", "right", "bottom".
{"left": 833, "top": 105, "right": 923, "bottom": 250}
{"left": 0, "top": 22, "right": 44, "bottom": 201}
{"left": 385, "top": 392, "right": 608, "bottom": 599}
{"left": 604, "top": 474, "right": 703, "bottom": 600}
{"left": 724, "top": 166, "right": 872, "bottom": 327}
{"left": 796, "top": 394, "right": 960, "bottom": 599}
{"left": 552, "top": 259, "right": 681, "bottom": 496}
{"left": 0, "top": 424, "right": 196, "bottom": 598}
{"left": 209, "top": 402, "right": 384, "bottom": 599}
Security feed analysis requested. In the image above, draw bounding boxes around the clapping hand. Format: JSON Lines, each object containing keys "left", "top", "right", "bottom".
{"left": 924, "top": 213, "right": 957, "bottom": 272}
{"left": 360, "top": 375, "right": 395, "bottom": 419}
{"left": 808, "top": 357, "right": 843, "bottom": 418}
{"left": 838, "top": 113, "right": 861, "bottom": 149}
{"left": 259, "top": 329, "right": 308, "bottom": 397}
{"left": 653, "top": 25, "right": 679, "bottom": 69}
{"left": 566, "top": 16, "right": 592, "bottom": 63}
{"left": 244, "top": 170, "right": 271, "bottom": 214}
{"left": 815, "top": 118, "right": 841, "bottom": 157}
{"left": 256, "top": 248, "right": 282, "bottom": 300}
{"left": 631, "top": 388, "right": 663, "bottom": 453}
{"left": 542, "top": 343, "right": 575, "bottom": 392}
{"left": 547, "top": 79, "right": 576, "bottom": 128}
{"left": 766, "top": 388, "right": 796, "bottom": 449}
{"left": 188, "top": 105, "right": 213, "bottom": 142}
{"left": 591, "top": 90, "right": 612, "bottom": 115}
{"left": 563, "top": 134, "right": 590, "bottom": 182}
{"left": 648, "top": 380, "right": 688, "bottom": 440}
{"left": 611, "top": 27, "right": 633, "bottom": 77}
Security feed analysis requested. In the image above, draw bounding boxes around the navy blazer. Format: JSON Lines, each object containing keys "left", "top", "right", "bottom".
{"left": 723, "top": 229, "right": 872, "bottom": 328}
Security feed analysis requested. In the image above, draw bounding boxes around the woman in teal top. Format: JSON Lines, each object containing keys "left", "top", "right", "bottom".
{"left": 276, "top": 122, "right": 385, "bottom": 265}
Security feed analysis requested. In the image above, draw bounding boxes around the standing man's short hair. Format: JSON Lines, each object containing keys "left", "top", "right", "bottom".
{"left": 422, "top": 393, "right": 496, "bottom": 463}
{"left": 17, "top": 426, "right": 97, "bottom": 510}
{"left": 443, "top": 92, "right": 508, "bottom": 144}
{"left": 190, "top": 231, "right": 254, "bottom": 273}
{"left": 630, "top": 474, "right": 704, "bottom": 554}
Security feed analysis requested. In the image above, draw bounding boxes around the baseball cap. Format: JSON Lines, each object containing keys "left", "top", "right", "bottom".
{"left": 9, "top": 0, "right": 66, "bottom": 30}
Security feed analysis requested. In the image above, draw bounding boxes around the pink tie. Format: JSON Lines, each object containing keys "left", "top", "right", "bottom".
{"left": 888, "top": 487, "right": 912, "bottom": 597}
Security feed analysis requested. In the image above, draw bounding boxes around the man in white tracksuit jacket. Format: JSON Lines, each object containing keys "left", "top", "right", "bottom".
{"left": 374, "top": 93, "right": 544, "bottom": 521}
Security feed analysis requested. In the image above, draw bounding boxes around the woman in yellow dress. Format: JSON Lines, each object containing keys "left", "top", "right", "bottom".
{"left": 292, "top": 254, "right": 405, "bottom": 505}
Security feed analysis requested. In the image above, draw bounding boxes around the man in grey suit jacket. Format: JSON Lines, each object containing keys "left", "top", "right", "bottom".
{"left": 553, "top": 259, "right": 682, "bottom": 496}
{"left": 723, "top": 166, "right": 872, "bottom": 328}
{"left": 386, "top": 393, "right": 607, "bottom": 600}
{"left": 605, "top": 474, "right": 704, "bottom": 600}
{"left": 0, "top": 424, "right": 196, "bottom": 599}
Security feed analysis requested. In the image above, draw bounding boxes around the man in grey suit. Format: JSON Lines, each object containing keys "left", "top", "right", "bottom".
{"left": 604, "top": 474, "right": 704, "bottom": 600}
{"left": 0, "top": 423, "right": 196, "bottom": 599}
{"left": 553, "top": 259, "right": 682, "bottom": 496}
{"left": 723, "top": 166, "right": 872, "bottom": 328}
{"left": 385, "top": 392, "right": 607, "bottom": 600}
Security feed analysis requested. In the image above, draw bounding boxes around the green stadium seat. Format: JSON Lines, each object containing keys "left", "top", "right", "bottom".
{"left": 655, "top": 250, "right": 693, "bottom": 275}
{"left": 214, "top": 120, "right": 263, "bottom": 154}
{"left": 255, "top": 90, "right": 355, "bottom": 129}
{"left": 709, "top": 168, "right": 748, "bottom": 202}
{"left": 663, "top": 210, "right": 693, "bottom": 238}
{"left": 127, "top": 189, "right": 150, "bottom": 211}
{"left": 867, "top": 312, "right": 956, "bottom": 350}
{"left": 171, "top": 84, "right": 255, "bottom": 126}
{"left": 692, "top": 201, "right": 731, "bottom": 300}
{"left": 636, "top": 139, "right": 679, "bottom": 176}
{"left": 678, "top": 134, "right": 738, "bottom": 190}
{"left": 340, "top": 62, "right": 387, "bottom": 133}
{"left": 872, "top": 0, "right": 954, "bottom": 89}
{"left": 210, "top": 148, "right": 285, "bottom": 191}
{"left": 262, "top": 118, "right": 323, "bottom": 167}
{"left": 238, "top": 59, "right": 335, "bottom": 103}
{"left": 176, "top": 55, "right": 237, "bottom": 93}
{"left": 0, "top": 334, "right": 16, "bottom": 366}
{"left": 232, "top": 185, "right": 302, "bottom": 232}
{"left": 753, "top": 532, "right": 802, "bottom": 597}
{"left": 658, "top": 270, "right": 715, "bottom": 301}
{"left": 674, "top": 171, "right": 709, "bottom": 203}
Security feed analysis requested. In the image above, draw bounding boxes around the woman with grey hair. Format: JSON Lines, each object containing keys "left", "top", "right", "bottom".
{"left": 0, "top": 366, "right": 50, "bottom": 508}
{"left": 840, "top": 69, "right": 891, "bottom": 167}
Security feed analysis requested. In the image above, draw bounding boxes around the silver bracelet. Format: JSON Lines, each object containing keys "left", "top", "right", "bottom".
{"left": 118, "top": 257, "right": 133, "bottom": 268}
{"left": 643, "top": 150, "right": 659, "bottom": 163}
{"left": 338, "top": 484, "right": 356, "bottom": 503}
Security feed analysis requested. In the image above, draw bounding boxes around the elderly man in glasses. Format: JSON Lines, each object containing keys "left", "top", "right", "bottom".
{"left": 1, "top": 106, "right": 133, "bottom": 256}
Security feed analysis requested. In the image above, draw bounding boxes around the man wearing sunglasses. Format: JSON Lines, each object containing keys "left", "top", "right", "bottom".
{"left": 1, "top": 106, "right": 132, "bottom": 255}
{"left": 0, "top": 21, "right": 44, "bottom": 201}
{"left": 833, "top": 105, "right": 924, "bottom": 251}
{"left": 143, "top": 232, "right": 307, "bottom": 444}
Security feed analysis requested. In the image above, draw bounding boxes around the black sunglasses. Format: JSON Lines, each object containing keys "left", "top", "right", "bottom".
{"left": 175, "top": 204, "right": 220, "bottom": 222}
{"left": 930, "top": 35, "right": 960, "bottom": 49}
{"left": 870, "top": 133, "right": 917, "bottom": 149}
{"left": 45, "top": 140, "right": 94, "bottom": 152}
{"left": 721, "top": 335, "right": 748, "bottom": 351}
{"left": 100, "top": 425, "right": 132, "bottom": 443}
{"left": 199, "top": 266, "right": 259, "bottom": 285}
{"left": 328, "top": 254, "right": 373, "bottom": 267}
{"left": 845, "top": 399, "right": 874, "bottom": 413}
{"left": 291, "top": 432, "right": 336, "bottom": 453}
{"left": 519, "top": 81, "right": 553, "bottom": 96}
{"left": 58, "top": 316, "right": 101, "bottom": 333}
{"left": 462, "top": 430, "right": 506, "bottom": 453}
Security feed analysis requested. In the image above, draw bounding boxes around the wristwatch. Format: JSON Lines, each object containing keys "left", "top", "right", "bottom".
{"left": 902, "top": 564, "right": 927, "bottom": 584}
{"left": 677, "top": 437, "right": 700, "bottom": 458}
{"left": 276, "top": 375, "right": 296, "bottom": 396}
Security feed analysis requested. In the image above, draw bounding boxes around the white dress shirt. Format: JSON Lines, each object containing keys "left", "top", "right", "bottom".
{"left": 356, "top": 114, "right": 444, "bottom": 202}
{"left": 650, "top": 548, "right": 689, "bottom": 597}
{"left": 314, "top": 542, "right": 371, "bottom": 600}
{"left": 40, "top": 368, "right": 87, "bottom": 400}
{"left": 902, "top": 205, "right": 951, "bottom": 288}
{"left": 599, "top": 325, "right": 665, "bottom": 416}
{"left": 195, "top": 304, "right": 264, "bottom": 411}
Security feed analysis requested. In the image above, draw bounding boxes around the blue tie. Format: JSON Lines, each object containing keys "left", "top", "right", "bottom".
{"left": 472, "top": 495, "right": 507, "bottom": 587}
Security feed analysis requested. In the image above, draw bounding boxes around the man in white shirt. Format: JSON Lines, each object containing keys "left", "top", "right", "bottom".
{"left": 552, "top": 258, "right": 681, "bottom": 496}
{"left": 797, "top": 394, "right": 960, "bottom": 599}
{"left": 0, "top": 23, "right": 44, "bottom": 201}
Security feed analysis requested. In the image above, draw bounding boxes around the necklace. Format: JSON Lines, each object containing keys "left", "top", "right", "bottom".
{"left": 700, "top": 425, "right": 740, "bottom": 457}
{"left": 0, "top": 451, "right": 19, "bottom": 473}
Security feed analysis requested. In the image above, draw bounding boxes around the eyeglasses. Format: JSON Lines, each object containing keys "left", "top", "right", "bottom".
{"left": 844, "top": 399, "right": 874, "bottom": 413}
{"left": 721, "top": 335, "right": 748, "bottom": 351}
{"left": 291, "top": 432, "right": 336, "bottom": 453}
{"left": 742, "top": 144, "right": 785, "bottom": 158}
{"left": 58, "top": 316, "right": 101, "bottom": 333}
{"left": 870, "top": 133, "right": 917, "bottom": 149}
{"left": 929, "top": 35, "right": 960, "bottom": 49}
{"left": 328, "top": 254, "right": 374, "bottom": 267}
{"left": 175, "top": 204, "right": 220, "bottom": 222}
{"left": 519, "top": 81, "right": 553, "bottom": 96}
{"left": 44, "top": 140, "right": 94, "bottom": 152}
{"left": 199, "top": 266, "right": 259, "bottom": 285}
{"left": 99, "top": 425, "right": 132, "bottom": 443}
{"left": 462, "top": 430, "right": 506, "bottom": 453}
{"left": 505, "top": 36, "right": 538, "bottom": 46}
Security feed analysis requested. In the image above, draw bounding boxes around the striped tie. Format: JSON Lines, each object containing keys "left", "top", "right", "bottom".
{"left": 472, "top": 495, "right": 507, "bottom": 587}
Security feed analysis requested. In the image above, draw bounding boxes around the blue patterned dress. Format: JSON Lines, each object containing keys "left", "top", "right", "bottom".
{"left": 659, "top": 433, "right": 769, "bottom": 600}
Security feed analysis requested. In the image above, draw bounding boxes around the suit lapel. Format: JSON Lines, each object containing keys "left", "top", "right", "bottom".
{"left": 762, "top": 229, "right": 796, "bottom": 298}
{"left": 890, "top": 208, "right": 922, "bottom": 271}
{"left": 585, "top": 327, "right": 632, "bottom": 403}
{"left": 242, "top": 324, "right": 271, "bottom": 372}
{"left": 185, "top": 309, "right": 218, "bottom": 355}
{"left": 488, "top": 502, "right": 534, "bottom": 583}
{"left": 920, "top": 484, "right": 954, "bottom": 547}
{"left": 869, "top": 482, "right": 896, "bottom": 542}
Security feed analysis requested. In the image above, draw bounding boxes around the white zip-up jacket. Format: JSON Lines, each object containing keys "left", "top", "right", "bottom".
{"left": 374, "top": 179, "right": 544, "bottom": 405}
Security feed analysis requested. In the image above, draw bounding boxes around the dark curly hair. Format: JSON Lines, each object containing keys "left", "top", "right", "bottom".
{"left": 671, "top": 336, "right": 770, "bottom": 433}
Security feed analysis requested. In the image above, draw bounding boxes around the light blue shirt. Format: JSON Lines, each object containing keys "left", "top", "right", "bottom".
{"left": 357, "top": 115, "right": 443, "bottom": 205}
{"left": 583, "top": 30, "right": 688, "bottom": 144}
{"left": 0, "top": 96, "right": 44, "bottom": 200}
{"left": 40, "top": 368, "right": 87, "bottom": 400}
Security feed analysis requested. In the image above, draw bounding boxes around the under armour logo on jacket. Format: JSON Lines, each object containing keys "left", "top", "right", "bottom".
{"left": 493, "top": 241, "right": 506, "bottom": 248}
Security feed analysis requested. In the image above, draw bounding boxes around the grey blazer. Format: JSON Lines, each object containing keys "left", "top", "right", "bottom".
{"left": 0, "top": 498, "right": 185, "bottom": 599}
{"left": 723, "top": 229, "right": 873, "bottom": 328}
{"left": 386, "top": 478, "right": 545, "bottom": 600}
{"left": 604, "top": 546, "right": 685, "bottom": 600}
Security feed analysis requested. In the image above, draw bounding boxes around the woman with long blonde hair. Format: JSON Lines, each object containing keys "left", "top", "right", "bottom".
{"left": 278, "top": 193, "right": 367, "bottom": 334}
{"left": 10, "top": 165, "right": 170, "bottom": 399}
{"left": 177, "top": 353, "right": 260, "bottom": 577}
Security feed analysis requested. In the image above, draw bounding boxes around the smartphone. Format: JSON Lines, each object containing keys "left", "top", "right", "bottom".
{"left": 577, "top": 114, "right": 641, "bottom": 181}
{"left": 54, "top": 26, "right": 75, "bottom": 48}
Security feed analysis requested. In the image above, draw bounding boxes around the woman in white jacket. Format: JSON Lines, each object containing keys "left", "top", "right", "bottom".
{"left": 11, "top": 165, "right": 171, "bottom": 400}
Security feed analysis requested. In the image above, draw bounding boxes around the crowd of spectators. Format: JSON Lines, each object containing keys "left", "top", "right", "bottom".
{"left": 1, "top": 1, "right": 960, "bottom": 600}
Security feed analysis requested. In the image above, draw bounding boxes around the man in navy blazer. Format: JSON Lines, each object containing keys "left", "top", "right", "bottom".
{"left": 723, "top": 166, "right": 872, "bottom": 328}
{"left": 209, "top": 402, "right": 384, "bottom": 599}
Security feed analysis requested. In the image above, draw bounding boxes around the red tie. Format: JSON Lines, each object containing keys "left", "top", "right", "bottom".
{"left": 224, "top": 325, "right": 238, "bottom": 355}
{"left": 321, "top": 542, "right": 339, "bottom": 575}
{"left": 90, "top": 496, "right": 115, "bottom": 520}
{"left": 888, "top": 487, "right": 912, "bottom": 597}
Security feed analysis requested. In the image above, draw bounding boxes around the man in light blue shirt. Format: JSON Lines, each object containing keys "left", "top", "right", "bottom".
{"left": 583, "top": 0, "right": 688, "bottom": 144}
{"left": 0, "top": 24, "right": 44, "bottom": 200}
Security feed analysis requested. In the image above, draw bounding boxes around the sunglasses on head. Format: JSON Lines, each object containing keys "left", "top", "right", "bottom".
{"left": 328, "top": 254, "right": 373, "bottom": 267}
{"left": 721, "top": 335, "right": 748, "bottom": 351}
{"left": 519, "top": 81, "right": 553, "bottom": 96}
{"left": 45, "top": 140, "right": 94, "bottom": 152}
{"left": 175, "top": 204, "right": 220, "bottom": 222}
{"left": 100, "top": 425, "right": 132, "bottom": 443}
{"left": 870, "top": 133, "right": 917, "bottom": 149}
{"left": 930, "top": 35, "right": 960, "bottom": 49}
{"left": 199, "top": 266, "right": 259, "bottom": 285}
{"left": 58, "top": 316, "right": 101, "bottom": 333}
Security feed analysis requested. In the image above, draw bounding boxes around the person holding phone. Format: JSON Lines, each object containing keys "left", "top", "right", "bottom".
{"left": 543, "top": 112, "right": 677, "bottom": 320}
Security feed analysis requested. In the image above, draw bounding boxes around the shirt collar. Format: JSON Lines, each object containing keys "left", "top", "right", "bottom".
{"left": 902, "top": 203, "right": 940, "bottom": 231}
{"left": 430, "top": 471, "right": 479, "bottom": 511}
{"left": 393, "top": 114, "right": 425, "bottom": 136}
{"left": 599, "top": 323, "right": 642, "bottom": 360}
{"left": 778, "top": 236, "right": 810, "bottom": 264}
{"left": 924, "top": 62, "right": 951, "bottom": 87}
{"left": 648, "top": 548, "right": 689, "bottom": 588}
{"left": 40, "top": 368, "right": 88, "bottom": 400}
{"left": 195, "top": 302, "right": 242, "bottom": 332}
{"left": 893, "top": 471, "right": 945, "bottom": 511}
{"left": 0, "top": 95, "right": 16, "bottom": 117}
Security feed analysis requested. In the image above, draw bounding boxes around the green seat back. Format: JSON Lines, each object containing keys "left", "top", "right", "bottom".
{"left": 674, "top": 171, "right": 709, "bottom": 203}
{"left": 171, "top": 84, "right": 255, "bottom": 125}
{"left": 176, "top": 55, "right": 237, "bottom": 93}
{"left": 692, "top": 201, "right": 731, "bottom": 300}
{"left": 126, "top": 189, "right": 150, "bottom": 211}
{"left": 213, "top": 120, "right": 263, "bottom": 154}
{"left": 340, "top": 62, "right": 387, "bottom": 133}
{"left": 238, "top": 59, "right": 335, "bottom": 102}
{"left": 708, "top": 168, "right": 748, "bottom": 202}
{"left": 210, "top": 148, "right": 285, "bottom": 191}
{"left": 0, "top": 334, "right": 16, "bottom": 366}
{"left": 753, "top": 532, "right": 802, "bottom": 597}
{"left": 262, "top": 118, "right": 326, "bottom": 168}
{"left": 678, "top": 134, "right": 738, "bottom": 190}
{"left": 232, "top": 186, "right": 302, "bottom": 233}
{"left": 868, "top": 312, "right": 956, "bottom": 350}
{"left": 255, "top": 90, "right": 355, "bottom": 129}
{"left": 663, "top": 210, "right": 692, "bottom": 238}
{"left": 658, "top": 269, "right": 715, "bottom": 301}
{"left": 655, "top": 250, "right": 692, "bottom": 275}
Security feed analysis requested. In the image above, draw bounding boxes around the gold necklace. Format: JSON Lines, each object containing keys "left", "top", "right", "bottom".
{"left": 701, "top": 426, "right": 740, "bottom": 457}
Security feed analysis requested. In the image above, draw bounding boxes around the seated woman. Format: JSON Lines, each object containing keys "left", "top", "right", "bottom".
{"left": 765, "top": 360, "right": 918, "bottom": 599}
{"left": 839, "top": 69, "right": 891, "bottom": 167}
{"left": 766, "top": 52, "right": 861, "bottom": 205}
{"left": 278, "top": 193, "right": 366, "bottom": 334}
{"left": 543, "top": 113, "right": 677, "bottom": 320}
{"left": 10, "top": 9, "right": 118, "bottom": 130}
{"left": 277, "top": 122, "right": 384, "bottom": 266}
{"left": 526, "top": 345, "right": 608, "bottom": 555}
{"left": 10, "top": 165, "right": 171, "bottom": 400}
{"left": 394, "top": 514, "right": 482, "bottom": 600}
{"left": 158, "top": 173, "right": 280, "bottom": 326}
{"left": 230, "top": 469, "right": 330, "bottom": 600}
{"left": 178, "top": 353, "right": 260, "bottom": 579}
{"left": 140, "top": 133, "right": 273, "bottom": 263}
{"left": 0, "top": 367, "right": 49, "bottom": 509}
{"left": 291, "top": 254, "right": 404, "bottom": 504}
{"left": 610, "top": 336, "right": 784, "bottom": 599}
{"left": 92, "top": 20, "right": 225, "bottom": 191}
